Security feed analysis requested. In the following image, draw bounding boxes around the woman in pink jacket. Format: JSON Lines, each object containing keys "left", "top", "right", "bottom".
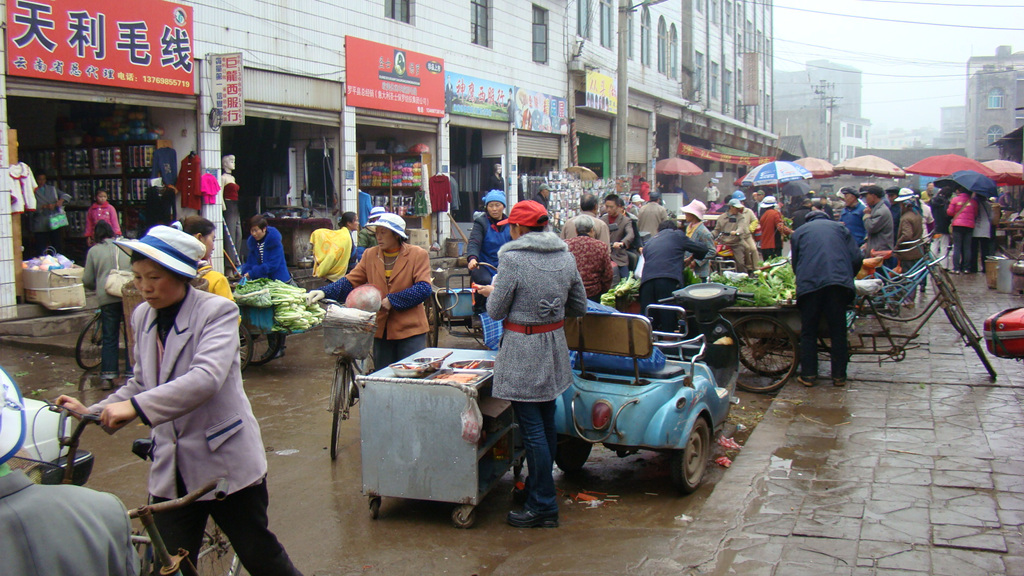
{"left": 947, "top": 188, "right": 977, "bottom": 274}
{"left": 85, "top": 189, "right": 121, "bottom": 244}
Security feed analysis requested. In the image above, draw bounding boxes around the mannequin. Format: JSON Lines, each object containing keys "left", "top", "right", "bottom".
{"left": 485, "top": 162, "right": 504, "bottom": 193}
{"left": 221, "top": 154, "right": 242, "bottom": 262}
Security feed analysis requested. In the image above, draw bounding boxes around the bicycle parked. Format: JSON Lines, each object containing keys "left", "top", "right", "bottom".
{"left": 321, "top": 300, "right": 377, "bottom": 460}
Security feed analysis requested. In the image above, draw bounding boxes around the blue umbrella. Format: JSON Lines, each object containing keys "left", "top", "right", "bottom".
{"left": 934, "top": 170, "right": 998, "bottom": 198}
{"left": 740, "top": 161, "right": 812, "bottom": 187}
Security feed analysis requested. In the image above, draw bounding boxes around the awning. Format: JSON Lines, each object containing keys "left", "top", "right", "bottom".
{"left": 677, "top": 143, "right": 775, "bottom": 166}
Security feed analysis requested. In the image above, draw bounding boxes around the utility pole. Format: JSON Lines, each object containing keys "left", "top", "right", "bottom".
{"left": 615, "top": 0, "right": 630, "bottom": 177}
{"left": 813, "top": 80, "right": 840, "bottom": 161}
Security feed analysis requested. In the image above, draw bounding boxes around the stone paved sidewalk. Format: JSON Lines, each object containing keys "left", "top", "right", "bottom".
{"left": 672, "top": 274, "right": 1024, "bottom": 575}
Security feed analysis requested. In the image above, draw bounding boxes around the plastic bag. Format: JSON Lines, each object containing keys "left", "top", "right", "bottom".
{"left": 461, "top": 396, "right": 483, "bottom": 444}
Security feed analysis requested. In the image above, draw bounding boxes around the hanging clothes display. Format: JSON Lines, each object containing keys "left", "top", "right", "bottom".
{"left": 200, "top": 173, "right": 221, "bottom": 205}
{"left": 7, "top": 162, "right": 38, "bottom": 213}
{"left": 177, "top": 153, "right": 202, "bottom": 210}
{"left": 428, "top": 173, "right": 451, "bottom": 213}
{"left": 151, "top": 146, "right": 178, "bottom": 186}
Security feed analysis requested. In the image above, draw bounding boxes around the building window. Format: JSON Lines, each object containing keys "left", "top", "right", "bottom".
{"left": 711, "top": 0, "right": 718, "bottom": 24}
{"left": 736, "top": 0, "right": 743, "bottom": 23}
{"left": 711, "top": 61, "right": 719, "bottom": 99}
{"left": 578, "top": 0, "right": 591, "bottom": 38}
{"left": 695, "top": 51, "right": 704, "bottom": 95}
{"left": 600, "top": 0, "right": 613, "bottom": 48}
{"left": 532, "top": 6, "right": 548, "bottom": 64}
{"left": 736, "top": 68, "right": 742, "bottom": 103}
{"left": 764, "top": 92, "right": 770, "bottom": 119}
{"left": 670, "top": 24, "right": 678, "bottom": 79}
{"left": 725, "top": 0, "right": 732, "bottom": 30}
{"left": 471, "top": 0, "right": 489, "bottom": 46}
{"left": 696, "top": 0, "right": 703, "bottom": 13}
{"left": 723, "top": 69, "right": 732, "bottom": 106}
{"left": 987, "top": 88, "right": 1005, "bottom": 109}
{"left": 987, "top": 125, "right": 1005, "bottom": 144}
{"left": 855, "top": 125, "right": 863, "bottom": 138}
{"left": 641, "top": 7, "right": 651, "bottom": 67}
{"left": 745, "top": 20, "right": 752, "bottom": 50}
{"left": 385, "top": 0, "right": 411, "bottom": 23}
{"left": 657, "top": 17, "right": 667, "bottom": 74}
{"left": 627, "top": 11, "right": 634, "bottom": 60}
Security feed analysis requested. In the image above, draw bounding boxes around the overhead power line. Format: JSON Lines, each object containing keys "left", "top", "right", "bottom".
{"left": 851, "top": 0, "right": 1024, "bottom": 7}
{"left": 773, "top": 4, "right": 1024, "bottom": 30}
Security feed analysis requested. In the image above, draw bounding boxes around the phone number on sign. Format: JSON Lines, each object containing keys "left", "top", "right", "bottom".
{"left": 142, "top": 76, "right": 191, "bottom": 88}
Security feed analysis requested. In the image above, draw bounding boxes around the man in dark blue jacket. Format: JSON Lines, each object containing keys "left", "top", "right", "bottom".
{"left": 838, "top": 187, "right": 867, "bottom": 246}
{"left": 791, "top": 209, "right": 863, "bottom": 387}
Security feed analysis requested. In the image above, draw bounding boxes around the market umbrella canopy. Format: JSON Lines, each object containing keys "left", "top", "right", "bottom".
{"left": 904, "top": 154, "right": 997, "bottom": 178}
{"left": 833, "top": 155, "right": 906, "bottom": 177}
{"left": 565, "top": 165, "right": 598, "bottom": 181}
{"left": 740, "top": 161, "right": 812, "bottom": 186}
{"left": 982, "top": 159, "right": 1024, "bottom": 186}
{"left": 934, "top": 170, "right": 998, "bottom": 198}
{"left": 655, "top": 157, "right": 703, "bottom": 176}
{"left": 780, "top": 179, "right": 812, "bottom": 197}
{"left": 794, "top": 157, "right": 835, "bottom": 178}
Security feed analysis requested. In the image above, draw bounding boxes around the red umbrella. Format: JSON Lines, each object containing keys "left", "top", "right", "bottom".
{"left": 982, "top": 159, "right": 1024, "bottom": 186}
{"left": 794, "top": 157, "right": 835, "bottom": 178}
{"left": 655, "top": 157, "right": 703, "bottom": 176}
{"left": 904, "top": 154, "right": 998, "bottom": 178}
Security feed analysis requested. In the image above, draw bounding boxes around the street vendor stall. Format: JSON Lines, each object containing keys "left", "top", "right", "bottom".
{"left": 356, "top": 347, "right": 522, "bottom": 529}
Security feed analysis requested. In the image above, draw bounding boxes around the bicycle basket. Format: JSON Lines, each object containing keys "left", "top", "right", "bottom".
{"left": 7, "top": 456, "right": 65, "bottom": 485}
{"left": 240, "top": 306, "right": 275, "bottom": 332}
{"left": 323, "top": 306, "right": 376, "bottom": 358}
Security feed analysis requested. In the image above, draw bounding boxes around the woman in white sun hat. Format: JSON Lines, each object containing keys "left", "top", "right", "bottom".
{"left": 57, "top": 225, "right": 303, "bottom": 576}
{"left": 309, "top": 212, "right": 433, "bottom": 366}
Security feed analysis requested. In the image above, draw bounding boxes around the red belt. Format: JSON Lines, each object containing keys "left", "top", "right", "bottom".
{"left": 503, "top": 320, "right": 564, "bottom": 335}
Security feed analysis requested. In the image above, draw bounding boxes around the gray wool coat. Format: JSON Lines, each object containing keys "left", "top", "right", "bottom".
{"left": 486, "top": 232, "right": 588, "bottom": 402}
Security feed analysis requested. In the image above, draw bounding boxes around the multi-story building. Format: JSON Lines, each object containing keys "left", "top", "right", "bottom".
{"left": 0, "top": 0, "right": 776, "bottom": 318}
{"left": 966, "top": 46, "right": 1024, "bottom": 161}
{"left": 936, "top": 106, "right": 966, "bottom": 149}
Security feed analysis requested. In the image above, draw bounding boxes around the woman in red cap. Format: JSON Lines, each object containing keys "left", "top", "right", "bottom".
{"left": 476, "top": 200, "right": 587, "bottom": 528}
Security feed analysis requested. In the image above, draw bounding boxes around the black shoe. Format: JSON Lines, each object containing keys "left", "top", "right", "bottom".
{"left": 507, "top": 508, "right": 558, "bottom": 528}
{"left": 511, "top": 485, "right": 527, "bottom": 506}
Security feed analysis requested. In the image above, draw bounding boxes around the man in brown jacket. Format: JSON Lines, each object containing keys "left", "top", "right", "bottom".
{"left": 715, "top": 199, "right": 753, "bottom": 273}
{"left": 600, "top": 194, "right": 636, "bottom": 282}
{"left": 893, "top": 189, "right": 924, "bottom": 304}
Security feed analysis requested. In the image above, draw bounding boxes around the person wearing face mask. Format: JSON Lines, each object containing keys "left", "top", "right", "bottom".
{"left": 467, "top": 190, "right": 512, "bottom": 313}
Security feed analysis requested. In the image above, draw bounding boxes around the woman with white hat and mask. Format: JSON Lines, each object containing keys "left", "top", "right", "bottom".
{"left": 679, "top": 200, "right": 716, "bottom": 281}
{"left": 57, "top": 225, "right": 304, "bottom": 576}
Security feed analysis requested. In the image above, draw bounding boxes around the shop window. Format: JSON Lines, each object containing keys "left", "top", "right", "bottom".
{"left": 471, "top": 0, "right": 489, "bottom": 47}
{"left": 711, "top": 61, "right": 719, "bottom": 99}
{"left": 657, "top": 17, "right": 667, "bottom": 74}
{"left": 670, "top": 25, "right": 678, "bottom": 79}
{"left": 987, "top": 88, "right": 1005, "bottom": 109}
{"left": 695, "top": 52, "right": 704, "bottom": 95}
{"left": 641, "top": 7, "right": 651, "bottom": 67}
{"left": 533, "top": 6, "right": 548, "bottom": 64}
{"left": 578, "top": 0, "right": 591, "bottom": 39}
{"left": 600, "top": 0, "right": 613, "bottom": 48}
{"left": 987, "top": 125, "right": 1004, "bottom": 145}
{"left": 385, "top": 0, "right": 411, "bottom": 23}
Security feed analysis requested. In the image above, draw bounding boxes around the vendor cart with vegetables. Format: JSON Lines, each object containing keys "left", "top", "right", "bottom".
{"left": 355, "top": 348, "right": 523, "bottom": 528}
{"left": 233, "top": 278, "right": 326, "bottom": 368}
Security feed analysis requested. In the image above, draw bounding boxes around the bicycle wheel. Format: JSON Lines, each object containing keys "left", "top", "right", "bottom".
{"left": 247, "top": 332, "right": 284, "bottom": 366}
{"left": 942, "top": 300, "right": 998, "bottom": 381}
{"left": 75, "top": 313, "right": 103, "bottom": 370}
{"left": 733, "top": 314, "right": 798, "bottom": 393}
{"left": 330, "top": 358, "right": 354, "bottom": 460}
{"left": 238, "top": 324, "right": 254, "bottom": 372}
{"left": 196, "top": 522, "right": 240, "bottom": 576}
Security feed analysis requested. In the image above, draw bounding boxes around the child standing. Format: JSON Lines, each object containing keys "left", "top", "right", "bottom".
{"left": 85, "top": 189, "right": 121, "bottom": 245}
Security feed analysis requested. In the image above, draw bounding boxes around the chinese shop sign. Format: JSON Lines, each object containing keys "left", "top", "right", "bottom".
{"left": 345, "top": 36, "right": 444, "bottom": 118}
{"left": 6, "top": 0, "right": 194, "bottom": 95}
{"left": 211, "top": 53, "right": 244, "bottom": 126}
{"left": 445, "top": 71, "right": 512, "bottom": 123}
{"left": 584, "top": 70, "right": 617, "bottom": 115}
{"left": 512, "top": 87, "right": 568, "bottom": 135}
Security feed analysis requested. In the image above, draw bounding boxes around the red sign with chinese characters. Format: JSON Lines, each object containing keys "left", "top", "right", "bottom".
{"left": 677, "top": 144, "right": 775, "bottom": 167}
{"left": 6, "top": 0, "right": 194, "bottom": 95}
{"left": 345, "top": 36, "right": 445, "bottom": 118}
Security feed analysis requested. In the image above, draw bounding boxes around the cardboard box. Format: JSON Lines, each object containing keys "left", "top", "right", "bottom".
{"left": 23, "top": 266, "right": 84, "bottom": 290}
{"left": 25, "top": 284, "right": 86, "bottom": 310}
{"left": 408, "top": 228, "right": 431, "bottom": 251}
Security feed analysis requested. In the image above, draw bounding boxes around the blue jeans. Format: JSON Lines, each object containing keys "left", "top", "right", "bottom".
{"left": 100, "top": 302, "right": 124, "bottom": 380}
{"left": 512, "top": 400, "right": 559, "bottom": 515}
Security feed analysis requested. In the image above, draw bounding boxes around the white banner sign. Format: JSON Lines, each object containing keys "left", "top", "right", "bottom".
{"left": 211, "top": 53, "right": 244, "bottom": 126}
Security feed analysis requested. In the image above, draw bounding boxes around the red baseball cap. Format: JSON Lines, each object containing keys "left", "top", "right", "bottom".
{"left": 497, "top": 200, "right": 549, "bottom": 227}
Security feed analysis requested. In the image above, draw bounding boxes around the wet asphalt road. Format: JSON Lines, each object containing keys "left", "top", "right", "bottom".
{"left": 0, "top": 330, "right": 771, "bottom": 576}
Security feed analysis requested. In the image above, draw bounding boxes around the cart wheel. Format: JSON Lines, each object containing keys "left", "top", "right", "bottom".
{"left": 733, "top": 314, "right": 798, "bottom": 394}
{"left": 368, "top": 497, "right": 381, "bottom": 520}
{"left": 238, "top": 324, "right": 254, "bottom": 372}
{"left": 425, "top": 296, "right": 438, "bottom": 347}
{"left": 555, "top": 435, "right": 592, "bottom": 473}
{"left": 451, "top": 504, "right": 476, "bottom": 529}
{"left": 247, "top": 332, "right": 284, "bottom": 366}
{"left": 671, "top": 417, "right": 710, "bottom": 494}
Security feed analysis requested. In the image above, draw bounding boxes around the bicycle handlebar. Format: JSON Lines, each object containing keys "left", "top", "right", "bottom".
{"left": 47, "top": 404, "right": 101, "bottom": 484}
{"left": 128, "top": 478, "right": 229, "bottom": 519}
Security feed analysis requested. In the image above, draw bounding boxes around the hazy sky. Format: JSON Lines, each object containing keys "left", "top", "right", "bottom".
{"left": 772, "top": 0, "right": 1024, "bottom": 132}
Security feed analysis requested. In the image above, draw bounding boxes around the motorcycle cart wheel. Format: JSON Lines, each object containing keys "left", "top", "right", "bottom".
{"left": 368, "top": 497, "right": 381, "bottom": 520}
{"left": 555, "top": 435, "right": 593, "bottom": 473}
{"left": 451, "top": 504, "right": 477, "bottom": 529}
{"left": 671, "top": 418, "right": 710, "bottom": 494}
{"left": 733, "top": 314, "right": 798, "bottom": 393}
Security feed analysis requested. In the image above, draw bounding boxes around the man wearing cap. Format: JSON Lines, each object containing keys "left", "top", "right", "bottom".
{"left": 474, "top": 200, "right": 587, "bottom": 528}
{"left": 790, "top": 208, "right": 863, "bottom": 388}
{"left": 885, "top": 186, "right": 902, "bottom": 235}
{"left": 627, "top": 194, "right": 643, "bottom": 217}
{"left": 638, "top": 191, "right": 669, "bottom": 237}
{"left": 467, "top": 190, "right": 512, "bottom": 312}
{"left": 1, "top": 375, "right": 139, "bottom": 575}
{"left": 791, "top": 197, "right": 813, "bottom": 230}
{"left": 715, "top": 199, "right": 754, "bottom": 273}
{"left": 839, "top": 187, "right": 867, "bottom": 246}
{"left": 532, "top": 183, "right": 551, "bottom": 212}
{"left": 757, "top": 196, "right": 791, "bottom": 260}
{"left": 561, "top": 193, "right": 611, "bottom": 245}
{"left": 894, "top": 189, "right": 925, "bottom": 302}
{"left": 861, "top": 185, "right": 895, "bottom": 260}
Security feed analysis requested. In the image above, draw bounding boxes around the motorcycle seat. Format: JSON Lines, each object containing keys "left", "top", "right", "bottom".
{"left": 581, "top": 360, "right": 688, "bottom": 381}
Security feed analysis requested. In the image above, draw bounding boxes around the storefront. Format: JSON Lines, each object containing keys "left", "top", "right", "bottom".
{"left": 3, "top": 0, "right": 198, "bottom": 276}
{"left": 344, "top": 37, "right": 444, "bottom": 244}
{"left": 574, "top": 71, "right": 616, "bottom": 178}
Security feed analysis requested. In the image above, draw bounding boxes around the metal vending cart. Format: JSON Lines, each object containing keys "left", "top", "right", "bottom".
{"left": 356, "top": 348, "right": 522, "bottom": 528}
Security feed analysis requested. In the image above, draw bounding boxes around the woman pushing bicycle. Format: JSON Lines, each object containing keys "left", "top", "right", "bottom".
{"left": 57, "top": 225, "right": 303, "bottom": 576}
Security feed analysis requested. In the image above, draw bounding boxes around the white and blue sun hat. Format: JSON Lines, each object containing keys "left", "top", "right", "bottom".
{"left": 369, "top": 213, "right": 409, "bottom": 240}
{"left": 0, "top": 369, "right": 26, "bottom": 466}
{"left": 114, "top": 225, "right": 207, "bottom": 278}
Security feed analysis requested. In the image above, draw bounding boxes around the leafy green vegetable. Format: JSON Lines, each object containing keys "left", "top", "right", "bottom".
{"left": 236, "top": 279, "right": 325, "bottom": 331}
{"left": 710, "top": 257, "right": 796, "bottom": 307}
{"left": 600, "top": 273, "right": 640, "bottom": 307}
